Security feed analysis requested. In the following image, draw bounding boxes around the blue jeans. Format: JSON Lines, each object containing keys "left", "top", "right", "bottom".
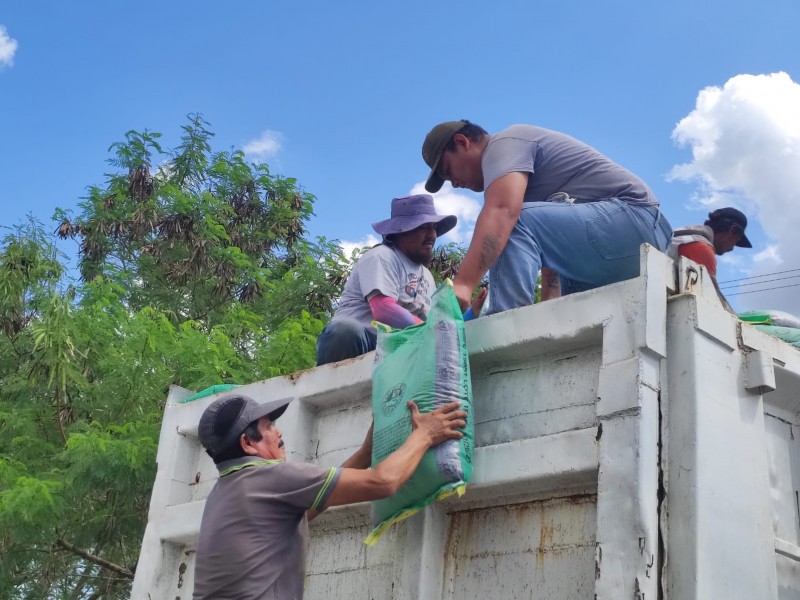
{"left": 316, "top": 318, "right": 377, "bottom": 365}
{"left": 487, "top": 199, "right": 672, "bottom": 314}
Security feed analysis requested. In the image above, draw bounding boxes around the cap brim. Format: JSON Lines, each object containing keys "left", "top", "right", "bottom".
{"left": 425, "top": 169, "right": 444, "bottom": 193}
{"left": 435, "top": 215, "right": 457, "bottom": 237}
{"left": 249, "top": 397, "right": 292, "bottom": 424}
{"left": 424, "top": 147, "right": 446, "bottom": 193}
{"left": 737, "top": 233, "right": 753, "bottom": 248}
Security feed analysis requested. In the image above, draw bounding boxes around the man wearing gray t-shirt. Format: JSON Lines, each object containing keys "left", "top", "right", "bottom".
{"left": 193, "top": 393, "right": 466, "bottom": 599}
{"left": 421, "top": 120, "right": 673, "bottom": 314}
{"left": 316, "top": 194, "right": 484, "bottom": 365}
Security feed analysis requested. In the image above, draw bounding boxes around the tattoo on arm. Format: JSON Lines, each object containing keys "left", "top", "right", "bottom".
{"left": 478, "top": 235, "right": 501, "bottom": 273}
{"left": 540, "top": 267, "right": 561, "bottom": 301}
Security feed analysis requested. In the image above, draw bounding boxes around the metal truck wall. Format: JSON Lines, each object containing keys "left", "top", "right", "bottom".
{"left": 132, "top": 247, "right": 800, "bottom": 599}
{"left": 664, "top": 260, "right": 800, "bottom": 600}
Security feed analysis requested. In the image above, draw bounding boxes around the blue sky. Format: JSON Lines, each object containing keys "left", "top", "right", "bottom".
{"left": 2, "top": 1, "right": 799, "bottom": 312}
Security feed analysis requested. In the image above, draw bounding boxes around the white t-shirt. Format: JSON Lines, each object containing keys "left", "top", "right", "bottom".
{"left": 332, "top": 244, "right": 435, "bottom": 327}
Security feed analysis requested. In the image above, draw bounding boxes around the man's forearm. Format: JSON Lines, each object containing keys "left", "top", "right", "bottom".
{"left": 368, "top": 294, "right": 423, "bottom": 329}
{"left": 340, "top": 445, "right": 371, "bottom": 469}
{"left": 456, "top": 204, "right": 518, "bottom": 290}
{"left": 371, "top": 428, "right": 431, "bottom": 495}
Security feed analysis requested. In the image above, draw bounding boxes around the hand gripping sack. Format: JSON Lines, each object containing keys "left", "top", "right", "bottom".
{"left": 365, "top": 281, "right": 473, "bottom": 545}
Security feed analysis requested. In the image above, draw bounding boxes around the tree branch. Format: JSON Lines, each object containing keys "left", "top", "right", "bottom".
{"left": 56, "top": 539, "right": 134, "bottom": 579}
{"left": 54, "top": 387, "right": 68, "bottom": 446}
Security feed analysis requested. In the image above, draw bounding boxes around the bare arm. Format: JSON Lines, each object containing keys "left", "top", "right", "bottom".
{"left": 339, "top": 423, "right": 373, "bottom": 470}
{"left": 453, "top": 172, "right": 528, "bottom": 309}
{"left": 320, "top": 401, "right": 466, "bottom": 508}
{"left": 307, "top": 423, "right": 375, "bottom": 521}
{"left": 469, "top": 286, "right": 488, "bottom": 316}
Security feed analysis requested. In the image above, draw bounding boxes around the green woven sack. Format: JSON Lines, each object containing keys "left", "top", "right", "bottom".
{"left": 739, "top": 310, "right": 800, "bottom": 329}
{"left": 365, "top": 281, "right": 474, "bottom": 545}
{"left": 754, "top": 325, "right": 800, "bottom": 348}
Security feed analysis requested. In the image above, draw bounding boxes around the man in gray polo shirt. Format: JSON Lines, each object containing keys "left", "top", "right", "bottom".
{"left": 421, "top": 120, "right": 673, "bottom": 313}
{"left": 193, "top": 393, "right": 466, "bottom": 599}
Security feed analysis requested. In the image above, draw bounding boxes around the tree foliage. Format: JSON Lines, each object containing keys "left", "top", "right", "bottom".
{"left": 0, "top": 115, "right": 477, "bottom": 598}
{"left": 0, "top": 116, "right": 356, "bottom": 598}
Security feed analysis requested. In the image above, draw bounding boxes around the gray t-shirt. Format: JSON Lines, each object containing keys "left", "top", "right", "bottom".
{"left": 481, "top": 124, "right": 658, "bottom": 207}
{"left": 193, "top": 458, "right": 341, "bottom": 600}
{"left": 333, "top": 244, "right": 435, "bottom": 326}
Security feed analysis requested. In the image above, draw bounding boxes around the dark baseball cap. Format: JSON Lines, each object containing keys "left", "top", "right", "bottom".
{"left": 422, "top": 119, "right": 471, "bottom": 193}
{"left": 708, "top": 207, "right": 753, "bottom": 248}
{"left": 198, "top": 394, "right": 292, "bottom": 458}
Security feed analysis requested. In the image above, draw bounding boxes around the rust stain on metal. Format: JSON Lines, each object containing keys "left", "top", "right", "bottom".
{"left": 595, "top": 543, "right": 602, "bottom": 580}
{"left": 176, "top": 562, "right": 187, "bottom": 589}
{"left": 445, "top": 495, "right": 596, "bottom": 594}
{"left": 537, "top": 522, "right": 555, "bottom": 567}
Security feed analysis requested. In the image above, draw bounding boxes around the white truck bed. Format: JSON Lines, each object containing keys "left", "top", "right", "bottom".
{"left": 132, "top": 246, "right": 800, "bottom": 599}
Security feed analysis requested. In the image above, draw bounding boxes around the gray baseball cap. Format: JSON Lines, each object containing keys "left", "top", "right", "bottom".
{"left": 198, "top": 394, "right": 292, "bottom": 458}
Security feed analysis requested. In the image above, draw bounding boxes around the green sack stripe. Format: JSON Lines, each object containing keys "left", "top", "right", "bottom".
{"left": 181, "top": 384, "right": 241, "bottom": 403}
{"left": 739, "top": 310, "right": 800, "bottom": 329}
{"left": 364, "top": 482, "right": 467, "bottom": 546}
{"left": 739, "top": 313, "right": 773, "bottom": 325}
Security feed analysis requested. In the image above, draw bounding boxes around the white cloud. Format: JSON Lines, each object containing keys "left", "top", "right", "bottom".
{"left": 753, "top": 245, "right": 781, "bottom": 266}
{"left": 410, "top": 181, "right": 481, "bottom": 245}
{"left": 0, "top": 26, "right": 18, "bottom": 68}
{"left": 243, "top": 130, "right": 283, "bottom": 161}
{"left": 339, "top": 234, "right": 380, "bottom": 261}
{"left": 669, "top": 72, "right": 800, "bottom": 312}
{"left": 151, "top": 160, "right": 173, "bottom": 182}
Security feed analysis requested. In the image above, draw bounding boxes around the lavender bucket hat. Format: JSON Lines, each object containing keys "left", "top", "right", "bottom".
{"left": 371, "top": 194, "right": 457, "bottom": 237}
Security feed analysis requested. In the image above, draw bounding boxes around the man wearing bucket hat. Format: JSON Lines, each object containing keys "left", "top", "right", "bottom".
{"left": 316, "top": 194, "right": 485, "bottom": 365}
{"left": 420, "top": 120, "right": 673, "bottom": 314}
{"left": 192, "top": 393, "right": 466, "bottom": 599}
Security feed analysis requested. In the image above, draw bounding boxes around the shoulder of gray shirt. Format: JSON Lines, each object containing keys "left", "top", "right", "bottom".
{"left": 484, "top": 124, "right": 659, "bottom": 207}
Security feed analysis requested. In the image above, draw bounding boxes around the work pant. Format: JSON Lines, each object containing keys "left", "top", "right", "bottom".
{"left": 316, "top": 318, "right": 377, "bottom": 365}
{"left": 487, "top": 198, "right": 673, "bottom": 314}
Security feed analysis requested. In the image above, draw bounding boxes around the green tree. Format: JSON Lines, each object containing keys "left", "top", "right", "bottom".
{"left": 0, "top": 116, "right": 351, "bottom": 598}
